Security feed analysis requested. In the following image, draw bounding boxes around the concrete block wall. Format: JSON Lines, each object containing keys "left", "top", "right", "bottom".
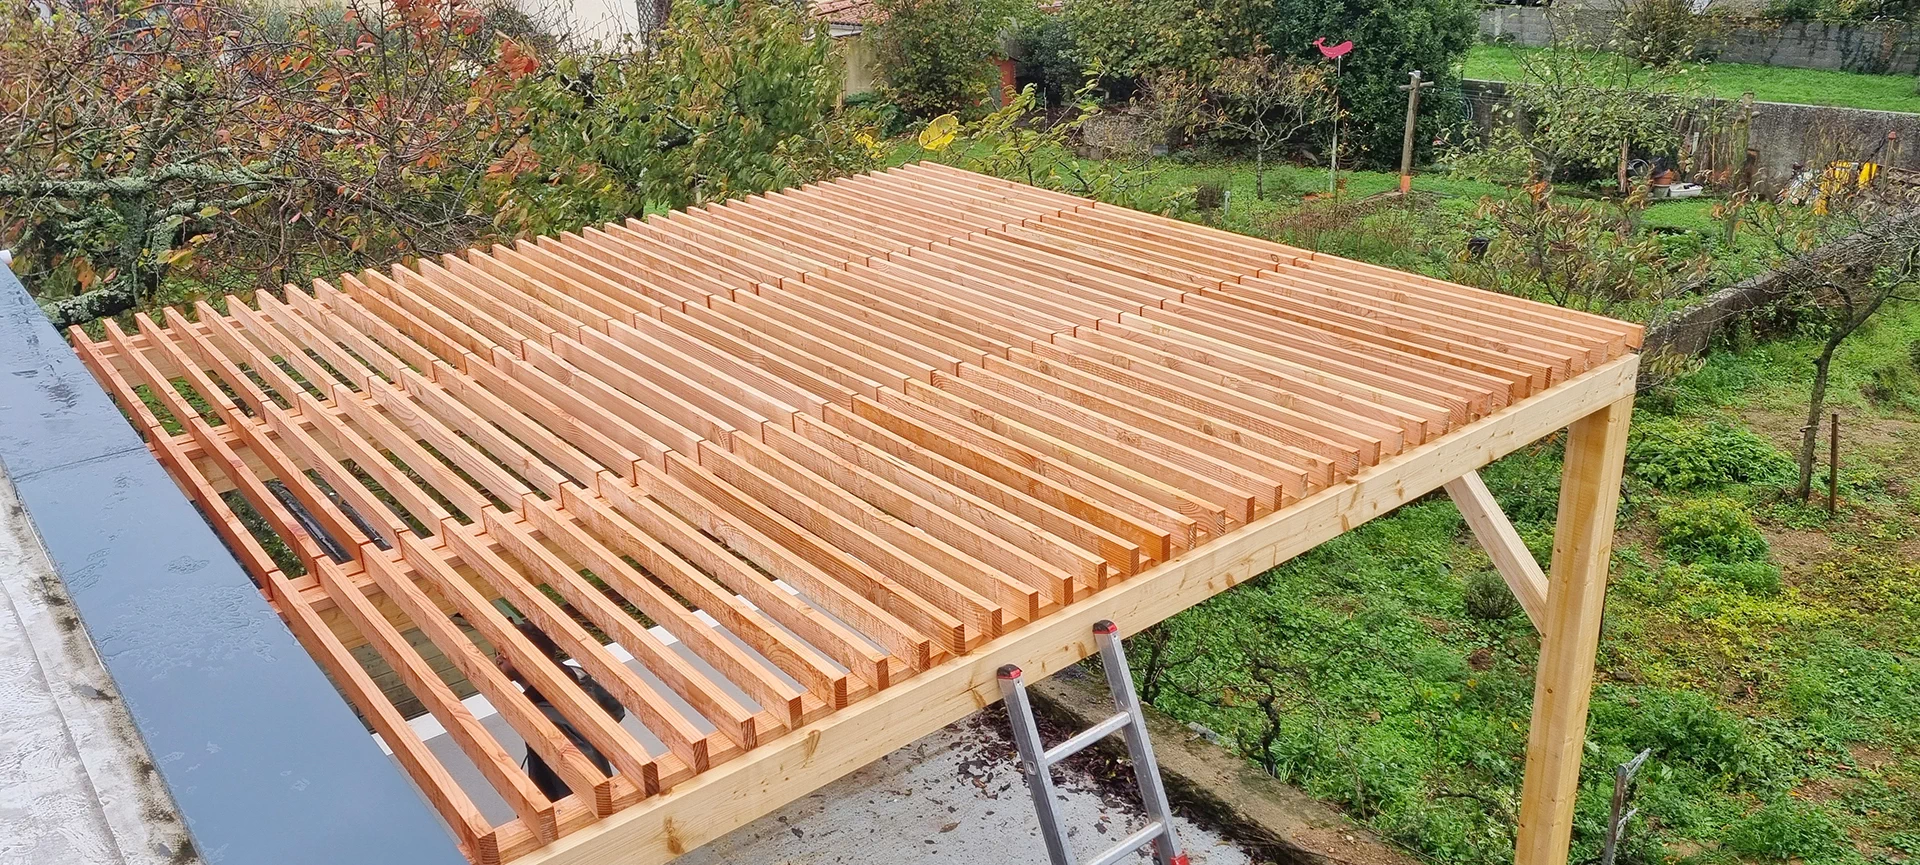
{"left": 1479, "top": 6, "right": 1920, "bottom": 74}
{"left": 1459, "top": 78, "right": 1920, "bottom": 187}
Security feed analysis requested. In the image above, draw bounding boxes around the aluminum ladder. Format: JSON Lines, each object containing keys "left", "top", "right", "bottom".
{"left": 996, "top": 620, "right": 1190, "bottom": 865}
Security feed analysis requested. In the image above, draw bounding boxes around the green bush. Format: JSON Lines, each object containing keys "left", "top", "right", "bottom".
{"left": 1863, "top": 362, "right": 1918, "bottom": 408}
{"left": 1590, "top": 686, "right": 1782, "bottom": 783}
{"left": 1626, "top": 416, "right": 1795, "bottom": 493}
{"left": 1063, "top": 0, "right": 1259, "bottom": 86}
{"left": 871, "top": 0, "right": 1025, "bottom": 117}
{"left": 1701, "top": 560, "right": 1784, "bottom": 595}
{"left": 1462, "top": 570, "right": 1523, "bottom": 621}
{"left": 1723, "top": 798, "right": 1850, "bottom": 861}
{"left": 1009, "top": 13, "right": 1084, "bottom": 105}
{"left": 1254, "top": 0, "right": 1478, "bottom": 164}
{"left": 1656, "top": 498, "right": 1770, "bottom": 564}
{"left": 492, "top": 1, "right": 874, "bottom": 226}
{"left": 1616, "top": 0, "right": 1723, "bottom": 67}
{"left": 1062, "top": 0, "right": 1475, "bottom": 164}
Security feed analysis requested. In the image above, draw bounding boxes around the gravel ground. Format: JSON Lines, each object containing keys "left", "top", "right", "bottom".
{"left": 676, "top": 705, "right": 1256, "bottom": 864}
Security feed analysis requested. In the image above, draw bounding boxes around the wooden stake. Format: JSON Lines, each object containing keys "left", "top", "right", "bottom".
{"left": 1515, "top": 395, "right": 1633, "bottom": 865}
{"left": 1328, "top": 55, "right": 1343, "bottom": 198}
{"left": 1396, "top": 70, "right": 1433, "bottom": 196}
{"left": 1829, "top": 412, "right": 1839, "bottom": 517}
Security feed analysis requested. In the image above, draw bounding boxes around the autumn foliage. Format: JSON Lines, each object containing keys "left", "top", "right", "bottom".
{"left": 0, "top": 0, "right": 870, "bottom": 327}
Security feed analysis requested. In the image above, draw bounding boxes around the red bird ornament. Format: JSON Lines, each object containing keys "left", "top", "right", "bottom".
{"left": 1313, "top": 37, "right": 1354, "bottom": 60}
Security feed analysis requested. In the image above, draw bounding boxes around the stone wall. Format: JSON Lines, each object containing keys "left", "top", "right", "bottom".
{"left": 1641, "top": 209, "right": 1920, "bottom": 361}
{"left": 1479, "top": 7, "right": 1920, "bottom": 74}
{"left": 1459, "top": 78, "right": 1920, "bottom": 188}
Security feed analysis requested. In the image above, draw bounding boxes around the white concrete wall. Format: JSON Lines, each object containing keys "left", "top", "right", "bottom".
{"left": 519, "top": 0, "right": 644, "bottom": 46}
{"left": 840, "top": 31, "right": 878, "bottom": 96}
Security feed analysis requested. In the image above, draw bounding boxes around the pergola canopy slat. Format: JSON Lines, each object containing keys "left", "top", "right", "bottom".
{"left": 70, "top": 163, "right": 1641, "bottom": 865}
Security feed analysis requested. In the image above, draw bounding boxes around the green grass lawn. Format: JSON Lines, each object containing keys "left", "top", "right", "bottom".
{"left": 892, "top": 137, "right": 1753, "bottom": 291}
{"left": 1464, "top": 44, "right": 1920, "bottom": 114}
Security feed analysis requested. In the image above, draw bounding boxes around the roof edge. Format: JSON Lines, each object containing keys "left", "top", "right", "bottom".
{"left": 0, "top": 270, "right": 466, "bottom": 865}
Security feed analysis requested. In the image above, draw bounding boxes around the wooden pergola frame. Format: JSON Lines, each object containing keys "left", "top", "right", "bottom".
{"left": 69, "top": 163, "right": 1638, "bottom": 865}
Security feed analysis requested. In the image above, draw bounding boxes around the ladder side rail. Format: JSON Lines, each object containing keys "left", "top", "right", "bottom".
{"left": 1095, "top": 621, "right": 1188, "bottom": 865}
{"left": 999, "top": 665, "right": 1077, "bottom": 865}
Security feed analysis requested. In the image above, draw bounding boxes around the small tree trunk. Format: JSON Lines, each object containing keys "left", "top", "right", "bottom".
{"left": 1795, "top": 344, "right": 1838, "bottom": 500}
{"left": 1255, "top": 145, "right": 1266, "bottom": 201}
{"left": 1134, "top": 624, "right": 1173, "bottom": 706}
{"left": 1616, "top": 139, "right": 1629, "bottom": 195}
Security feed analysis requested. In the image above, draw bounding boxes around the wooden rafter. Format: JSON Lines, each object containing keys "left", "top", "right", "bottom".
{"left": 67, "top": 163, "right": 1641, "bottom": 865}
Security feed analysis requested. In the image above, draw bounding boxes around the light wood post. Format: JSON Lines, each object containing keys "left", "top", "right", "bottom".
{"left": 1515, "top": 395, "right": 1633, "bottom": 865}
{"left": 1396, "top": 70, "right": 1432, "bottom": 196}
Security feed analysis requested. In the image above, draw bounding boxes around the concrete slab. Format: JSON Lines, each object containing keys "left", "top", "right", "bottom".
{"left": 1032, "top": 670, "right": 1418, "bottom": 865}
{"left": 675, "top": 708, "right": 1256, "bottom": 865}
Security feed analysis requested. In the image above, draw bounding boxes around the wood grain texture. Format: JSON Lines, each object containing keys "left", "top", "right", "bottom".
{"left": 66, "top": 165, "right": 1639, "bottom": 864}
{"left": 1515, "top": 396, "right": 1634, "bottom": 865}
{"left": 1445, "top": 470, "right": 1550, "bottom": 631}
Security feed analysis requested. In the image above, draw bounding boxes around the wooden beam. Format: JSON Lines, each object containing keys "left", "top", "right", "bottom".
{"left": 1515, "top": 394, "right": 1634, "bottom": 865}
{"left": 1444, "top": 470, "right": 1549, "bottom": 631}
{"left": 511, "top": 354, "right": 1638, "bottom": 865}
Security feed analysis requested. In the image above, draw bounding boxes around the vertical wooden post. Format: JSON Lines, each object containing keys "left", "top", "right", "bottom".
{"left": 1515, "top": 395, "right": 1633, "bottom": 865}
{"left": 1828, "top": 412, "right": 1840, "bottom": 517}
{"left": 1616, "top": 139, "right": 1630, "bottom": 195}
{"left": 1396, "top": 70, "right": 1432, "bottom": 196}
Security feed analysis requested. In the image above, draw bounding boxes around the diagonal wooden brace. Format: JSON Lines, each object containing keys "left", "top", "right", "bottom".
{"left": 1446, "top": 470, "right": 1550, "bottom": 632}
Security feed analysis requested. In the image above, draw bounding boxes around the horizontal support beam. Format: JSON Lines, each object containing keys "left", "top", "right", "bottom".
{"left": 515, "top": 353, "right": 1640, "bottom": 865}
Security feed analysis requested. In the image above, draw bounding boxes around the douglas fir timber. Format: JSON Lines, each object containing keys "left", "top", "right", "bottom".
{"left": 71, "top": 162, "right": 1641, "bottom": 865}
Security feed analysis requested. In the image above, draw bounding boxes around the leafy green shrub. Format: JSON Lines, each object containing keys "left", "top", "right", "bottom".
{"left": 1863, "top": 362, "right": 1917, "bottom": 408}
{"left": 1064, "top": 0, "right": 1474, "bottom": 163}
{"left": 1656, "top": 498, "right": 1770, "bottom": 564}
{"left": 1626, "top": 416, "right": 1795, "bottom": 493}
{"left": 1701, "top": 560, "right": 1783, "bottom": 596}
{"left": 842, "top": 92, "right": 911, "bottom": 138}
{"left": 1193, "top": 181, "right": 1226, "bottom": 212}
{"left": 1616, "top": 0, "right": 1723, "bottom": 67}
{"left": 492, "top": 1, "right": 875, "bottom": 225}
{"left": 1590, "top": 687, "right": 1782, "bottom": 782}
{"left": 1063, "top": 0, "right": 1257, "bottom": 86}
{"left": 1255, "top": 0, "right": 1478, "bottom": 165}
{"left": 871, "top": 0, "right": 1025, "bottom": 117}
{"left": 1462, "top": 570, "right": 1523, "bottom": 621}
{"left": 1723, "top": 798, "right": 1850, "bottom": 861}
{"left": 1009, "top": 13, "right": 1083, "bottom": 106}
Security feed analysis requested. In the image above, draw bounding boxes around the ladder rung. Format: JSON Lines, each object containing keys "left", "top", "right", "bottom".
{"left": 1086, "top": 821, "right": 1167, "bottom": 865}
{"left": 1042, "top": 710, "right": 1131, "bottom": 766}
